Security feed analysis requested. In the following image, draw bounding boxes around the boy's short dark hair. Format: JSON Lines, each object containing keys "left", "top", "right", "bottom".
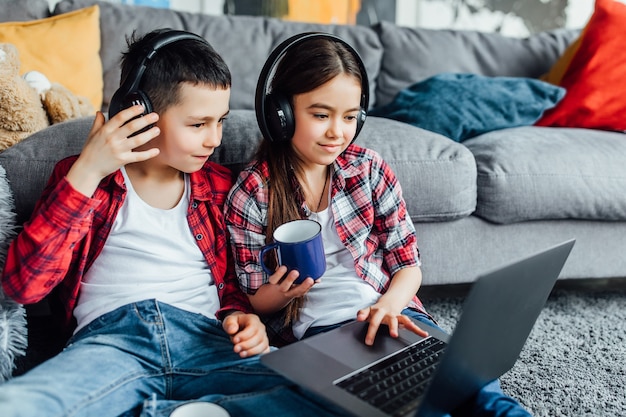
{"left": 120, "top": 28, "right": 231, "bottom": 114}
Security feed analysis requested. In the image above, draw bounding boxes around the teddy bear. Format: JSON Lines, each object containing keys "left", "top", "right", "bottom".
{"left": 0, "top": 43, "right": 95, "bottom": 152}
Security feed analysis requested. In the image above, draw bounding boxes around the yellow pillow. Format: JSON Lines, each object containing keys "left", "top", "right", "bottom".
{"left": 0, "top": 5, "right": 103, "bottom": 110}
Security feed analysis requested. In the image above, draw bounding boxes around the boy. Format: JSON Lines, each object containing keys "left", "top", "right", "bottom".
{"left": 0, "top": 29, "right": 347, "bottom": 417}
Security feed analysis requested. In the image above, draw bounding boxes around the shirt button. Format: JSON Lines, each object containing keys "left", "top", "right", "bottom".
{"left": 195, "top": 234, "right": 203, "bottom": 240}
{"left": 218, "top": 283, "right": 225, "bottom": 290}
{"left": 192, "top": 202, "right": 198, "bottom": 209}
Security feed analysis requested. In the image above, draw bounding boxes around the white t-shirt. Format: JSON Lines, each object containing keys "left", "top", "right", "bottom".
{"left": 73, "top": 168, "right": 220, "bottom": 333}
{"left": 293, "top": 205, "right": 380, "bottom": 339}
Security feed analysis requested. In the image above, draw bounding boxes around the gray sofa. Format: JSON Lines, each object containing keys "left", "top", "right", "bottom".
{"left": 3, "top": 0, "right": 626, "bottom": 289}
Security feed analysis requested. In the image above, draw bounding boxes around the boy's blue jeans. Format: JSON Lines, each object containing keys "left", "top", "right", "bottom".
{"left": 0, "top": 300, "right": 347, "bottom": 417}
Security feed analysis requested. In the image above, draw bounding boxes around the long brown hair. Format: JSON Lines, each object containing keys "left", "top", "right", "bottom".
{"left": 256, "top": 36, "right": 365, "bottom": 327}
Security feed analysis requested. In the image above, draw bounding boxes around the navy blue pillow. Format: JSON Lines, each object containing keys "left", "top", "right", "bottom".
{"left": 369, "top": 73, "right": 566, "bottom": 142}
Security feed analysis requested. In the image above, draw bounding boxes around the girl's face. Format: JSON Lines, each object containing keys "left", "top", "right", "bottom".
{"left": 147, "top": 82, "right": 230, "bottom": 174}
{"left": 291, "top": 73, "right": 362, "bottom": 169}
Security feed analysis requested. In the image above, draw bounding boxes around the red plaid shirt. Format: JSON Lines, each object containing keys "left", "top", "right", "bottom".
{"left": 1, "top": 156, "right": 252, "bottom": 336}
{"left": 225, "top": 144, "right": 427, "bottom": 345}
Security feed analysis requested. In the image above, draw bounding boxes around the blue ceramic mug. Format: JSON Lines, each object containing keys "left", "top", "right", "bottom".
{"left": 259, "top": 219, "right": 326, "bottom": 283}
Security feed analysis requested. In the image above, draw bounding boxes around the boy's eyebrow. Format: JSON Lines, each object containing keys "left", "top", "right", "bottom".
{"left": 189, "top": 110, "right": 230, "bottom": 121}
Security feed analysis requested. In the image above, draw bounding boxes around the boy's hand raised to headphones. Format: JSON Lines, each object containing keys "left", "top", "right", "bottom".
{"left": 66, "top": 105, "right": 161, "bottom": 197}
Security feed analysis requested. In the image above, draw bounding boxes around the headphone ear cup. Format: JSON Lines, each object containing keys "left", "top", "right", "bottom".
{"left": 265, "top": 92, "right": 294, "bottom": 142}
{"left": 355, "top": 108, "right": 367, "bottom": 139}
{"left": 124, "top": 90, "right": 154, "bottom": 115}
{"left": 108, "top": 88, "right": 154, "bottom": 119}
{"left": 109, "top": 90, "right": 155, "bottom": 137}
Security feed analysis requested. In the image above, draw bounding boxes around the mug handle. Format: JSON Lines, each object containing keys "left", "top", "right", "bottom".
{"left": 259, "top": 242, "right": 279, "bottom": 275}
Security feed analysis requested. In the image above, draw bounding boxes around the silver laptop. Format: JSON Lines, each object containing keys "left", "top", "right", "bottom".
{"left": 261, "top": 239, "right": 575, "bottom": 417}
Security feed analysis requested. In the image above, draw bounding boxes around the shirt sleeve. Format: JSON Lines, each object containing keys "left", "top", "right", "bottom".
{"left": 1, "top": 159, "right": 100, "bottom": 304}
{"left": 224, "top": 168, "right": 271, "bottom": 294}
{"left": 369, "top": 152, "right": 421, "bottom": 275}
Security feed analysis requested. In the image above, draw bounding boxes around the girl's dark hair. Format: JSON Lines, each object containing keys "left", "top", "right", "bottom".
{"left": 120, "top": 29, "right": 231, "bottom": 114}
{"left": 257, "top": 37, "right": 364, "bottom": 327}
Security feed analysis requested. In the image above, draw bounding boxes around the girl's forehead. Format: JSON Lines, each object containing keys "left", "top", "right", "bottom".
{"left": 294, "top": 74, "right": 362, "bottom": 107}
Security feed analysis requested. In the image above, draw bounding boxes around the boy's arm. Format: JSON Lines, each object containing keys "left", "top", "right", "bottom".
{"left": 1, "top": 161, "right": 98, "bottom": 304}
{"left": 2, "top": 107, "right": 161, "bottom": 304}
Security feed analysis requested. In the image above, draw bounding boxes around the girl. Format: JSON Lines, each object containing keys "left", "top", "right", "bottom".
{"left": 225, "top": 32, "right": 430, "bottom": 348}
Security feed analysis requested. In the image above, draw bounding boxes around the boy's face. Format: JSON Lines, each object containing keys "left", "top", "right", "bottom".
{"left": 290, "top": 73, "right": 361, "bottom": 170}
{"left": 149, "top": 82, "right": 230, "bottom": 173}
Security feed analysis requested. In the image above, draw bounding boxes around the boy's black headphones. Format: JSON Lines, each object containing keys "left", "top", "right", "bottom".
{"left": 108, "top": 29, "right": 209, "bottom": 119}
{"left": 255, "top": 32, "right": 369, "bottom": 143}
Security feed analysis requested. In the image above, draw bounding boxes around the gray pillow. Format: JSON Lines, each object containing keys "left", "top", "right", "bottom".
{"left": 373, "top": 21, "right": 579, "bottom": 107}
{"left": 0, "top": 0, "right": 51, "bottom": 22}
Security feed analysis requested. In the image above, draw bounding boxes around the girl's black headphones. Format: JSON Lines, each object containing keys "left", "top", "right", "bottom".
{"left": 255, "top": 32, "right": 370, "bottom": 143}
{"left": 108, "top": 29, "right": 209, "bottom": 119}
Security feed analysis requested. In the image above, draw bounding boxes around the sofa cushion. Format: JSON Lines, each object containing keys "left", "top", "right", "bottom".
{"left": 0, "top": 0, "right": 51, "bottom": 22}
{"left": 358, "top": 116, "right": 477, "bottom": 222}
{"left": 0, "top": 5, "right": 103, "bottom": 110}
{"left": 369, "top": 73, "right": 565, "bottom": 142}
{"left": 53, "top": 0, "right": 383, "bottom": 112}
{"left": 465, "top": 127, "right": 626, "bottom": 224}
{"left": 373, "top": 21, "right": 579, "bottom": 107}
{"left": 0, "top": 118, "right": 91, "bottom": 225}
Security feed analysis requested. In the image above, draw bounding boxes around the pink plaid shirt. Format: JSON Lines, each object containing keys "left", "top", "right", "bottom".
{"left": 225, "top": 144, "right": 427, "bottom": 344}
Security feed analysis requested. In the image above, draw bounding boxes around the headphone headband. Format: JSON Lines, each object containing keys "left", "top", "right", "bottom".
{"left": 108, "top": 29, "right": 208, "bottom": 118}
{"left": 255, "top": 32, "right": 369, "bottom": 143}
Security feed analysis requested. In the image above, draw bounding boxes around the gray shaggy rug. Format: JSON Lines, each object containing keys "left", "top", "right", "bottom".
{"left": 0, "top": 164, "right": 26, "bottom": 382}
{"left": 423, "top": 286, "right": 626, "bottom": 417}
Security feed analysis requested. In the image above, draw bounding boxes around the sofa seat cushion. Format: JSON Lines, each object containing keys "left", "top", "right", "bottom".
{"left": 360, "top": 117, "right": 477, "bottom": 222}
{"left": 53, "top": 0, "right": 383, "bottom": 112}
{"left": 465, "top": 126, "right": 626, "bottom": 224}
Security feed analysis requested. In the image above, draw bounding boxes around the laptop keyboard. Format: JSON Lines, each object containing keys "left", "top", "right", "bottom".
{"left": 334, "top": 337, "right": 446, "bottom": 417}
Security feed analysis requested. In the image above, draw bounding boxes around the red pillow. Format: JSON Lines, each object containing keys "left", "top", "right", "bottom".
{"left": 535, "top": 0, "right": 626, "bottom": 131}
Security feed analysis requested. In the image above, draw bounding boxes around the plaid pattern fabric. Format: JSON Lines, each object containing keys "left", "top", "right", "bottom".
{"left": 1, "top": 156, "right": 252, "bottom": 336}
{"left": 225, "top": 144, "right": 427, "bottom": 345}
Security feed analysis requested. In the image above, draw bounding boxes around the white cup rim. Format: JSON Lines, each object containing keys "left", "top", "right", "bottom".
{"left": 274, "top": 219, "right": 321, "bottom": 243}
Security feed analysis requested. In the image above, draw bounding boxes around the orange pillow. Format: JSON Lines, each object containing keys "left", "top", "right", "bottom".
{"left": 535, "top": 0, "right": 626, "bottom": 131}
{"left": 0, "top": 5, "right": 102, "bottom": 110}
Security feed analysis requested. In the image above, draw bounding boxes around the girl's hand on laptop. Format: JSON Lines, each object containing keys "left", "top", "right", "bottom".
{"left": 357, "top": 304, "right": 429, "bottom": 346}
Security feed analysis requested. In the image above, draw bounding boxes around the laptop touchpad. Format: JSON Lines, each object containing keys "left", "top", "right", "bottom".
{"left": 304, "top": 321, "right": 411, "bottom": 370}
